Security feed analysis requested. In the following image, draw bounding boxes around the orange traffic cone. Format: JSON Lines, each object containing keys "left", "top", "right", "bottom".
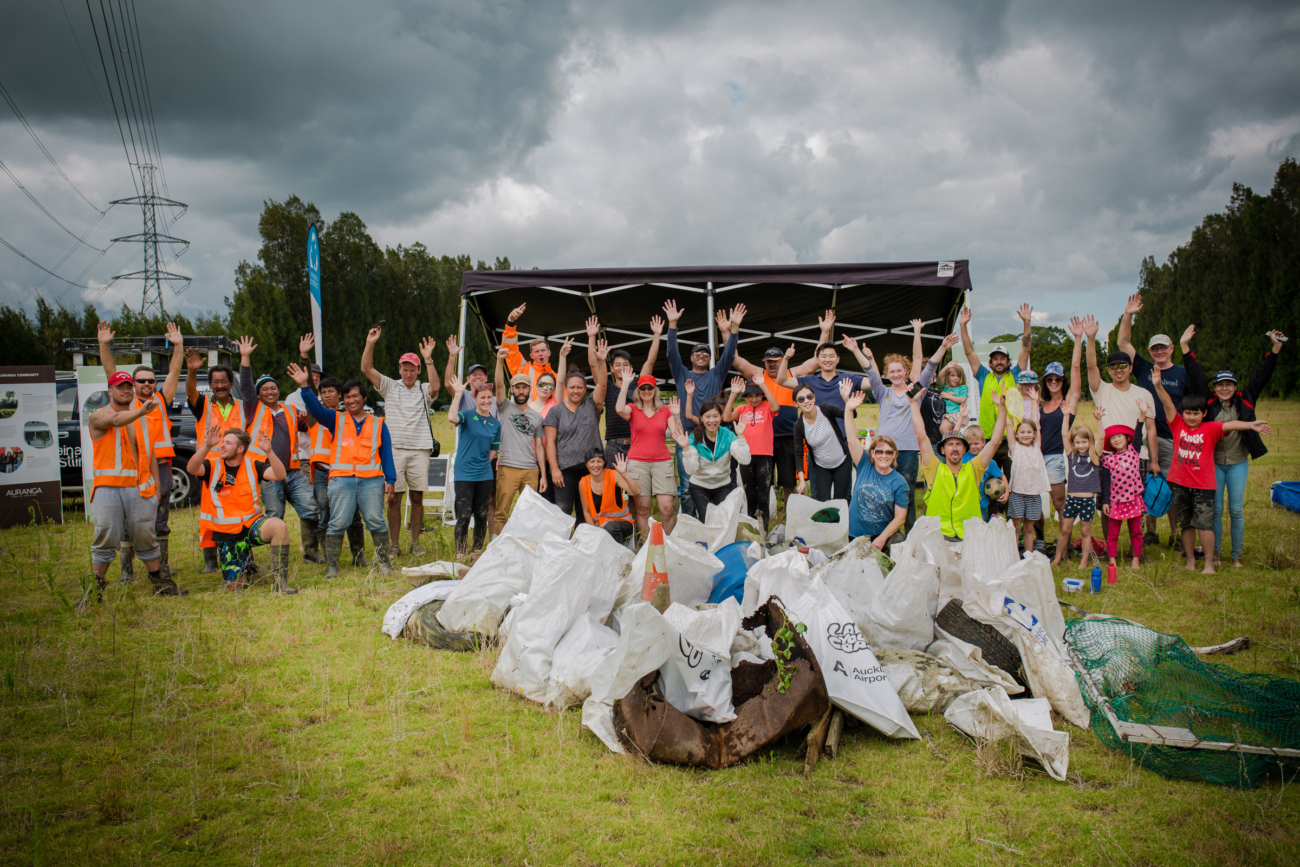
{"left": 640, "top": 520, "right": 670, "bottom": 612}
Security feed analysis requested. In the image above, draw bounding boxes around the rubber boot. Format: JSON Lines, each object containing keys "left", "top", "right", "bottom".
{"left": 118, "top": 543, "right": 135, "bottom": 585}
{"left": 158, "top": 537, "right": 172, "bottom": 581}
{"left": 147, "top": 568, "right": 188, "bottom": 597}
{"left": 347, "top": 522, "right": 368, "bottom": 567}
{"left": 371, "top": 531, "right": 393, "bottom": 575}
{"left": 245, "top": 552, "right": 260, "bottom": 576}
{"left": 200, "top": 547, "right": 220, "bottom": 574}
{"left": 301, "top": 519, "right": 325, "bottom": 563}
{"left": 323, "top": 535, "right": 344, "bottom": 580}
{"left": 273, "top": 545, "right": 297, "bottom": 595}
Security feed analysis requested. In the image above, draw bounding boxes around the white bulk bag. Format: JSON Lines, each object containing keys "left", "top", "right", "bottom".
{"left": 545, "top": 613, "right": 620, "bottom": 710}
{"left": 904, "top": 516, "right": 964, "bottom": 608}
{"left": 582, "top": 603, "right": 677, "bottom": 753}
{"left": 740, "top": 548, "right": 812, "bottom": 618}
{"left": 875, "top": 648, "right": 982, "bottom": 714}
{"left": 661, "top": 598, "right": 742, "bottom": 659}
{"left": 381, "top": 579, "right": 463, "bottom": 639}
{"left": 861, "top": 545, "right": 939, "bottom": 652}
{"left": 657, "top": 629, "right": 736, "bottom": 723}
{"left": 926, "top": 626, "right": 1024, "bottom": 694}
{"left": 944, "top": 687, "right": 1069, "bottom": 781}
{"left": 571, "top": 523, "right": 635, "bottom": 621}
{"left": 786, "top": 494, "right": 850, "bottom": 555}
{"left": 811, "top": 536, "right": 886, "bottom": 634}
{"left": 501, "top": 485, "right": 576, "bottom": 543}
{"left": 436, "top": 535, "right": 537, "bottom": 638}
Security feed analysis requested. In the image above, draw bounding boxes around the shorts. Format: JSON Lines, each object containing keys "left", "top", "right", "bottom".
{"left": 1142, "top": 437, "right": 1174, "bottom": 476}
{"left": 1169, "top": 481, "right": 1214, "bottom": 532}
{"left": 1061, "top": 495, "right": 1096, "bottom": 522}
{"left": 91, "top": 486, "right": 160, "bottom": 566}
{"left": 1043, "top": 453, "right": 1066, "bottom": 485}
{"left": 1007, "top": 491, "right": 1043, "bottom": 521}
{"left": 215, "top": 515, "right": 272, "bottom": 583}
{"left": 773, "top": 436, "right": 797, "bottom": 489}
{"left": 391, "top": 447, "right": 431, "bottom": 493}
{"left": 626, "top": 459, "right": 676, "bottom": 497}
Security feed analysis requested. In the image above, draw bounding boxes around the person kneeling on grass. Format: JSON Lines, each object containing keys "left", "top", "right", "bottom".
{"left": 189, "top": 427, "right": 295, "bottom": 594}
{"left": 1149, "top": 370, "right": 1271, "bottom": 575}
{"left": 1052, "top": 421, "right": 1101, "bottom": 572}
{"left": 579, "top": 448, "right": 642, "bottom": 544}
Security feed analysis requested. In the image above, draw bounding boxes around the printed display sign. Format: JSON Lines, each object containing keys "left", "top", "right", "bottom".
{"left": 77, "top": 366, "right": 109, "bottom": 520}
{"left": 0, "top": 366, "right": 63, "bottom": 527}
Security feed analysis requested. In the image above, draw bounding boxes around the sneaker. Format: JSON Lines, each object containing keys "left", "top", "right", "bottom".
{"left": 1143, "top": 531, "right": 1160, "bottom": 547}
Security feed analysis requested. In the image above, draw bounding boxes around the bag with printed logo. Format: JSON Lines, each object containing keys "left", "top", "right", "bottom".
{"left": 788, "top": 577, "right": 919, "bottom": 739}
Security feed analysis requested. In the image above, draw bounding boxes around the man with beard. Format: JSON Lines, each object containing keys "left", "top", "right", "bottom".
{"left": 88, "top": 372, "right": 184, "bottom": 597}
{"left": 500, "top": 302, "right": 557, "bottom": 402}
{"left": 97, "top": 320, "right": 185, "bottom": 584}
{"left": 491, "top": 345, "right": 547, "bottom": 532}
{"left": 236, "top": 337, "right": 323, "bottom": 565}
{"left": 1084, "top": 315, "right": 1160, "bottom": 479}
{"left": 958, "top": 305, "right": 1022, "bottom": 476}
{"left": 185, "top": 347, "right": 246, "bottom": 574}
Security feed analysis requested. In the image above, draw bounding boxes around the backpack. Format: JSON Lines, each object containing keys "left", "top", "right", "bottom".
{"left": 1144, "top": 472, "right": 1173, "bottom": 518}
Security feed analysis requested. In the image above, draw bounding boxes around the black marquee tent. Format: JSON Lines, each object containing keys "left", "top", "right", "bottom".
{"left": 457, "top": 261, "right": 971, "bottom": 383}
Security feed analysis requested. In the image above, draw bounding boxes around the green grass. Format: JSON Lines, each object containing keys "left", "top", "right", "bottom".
{"left": 1, "top": 402, "right": 1299, "bottom": 866}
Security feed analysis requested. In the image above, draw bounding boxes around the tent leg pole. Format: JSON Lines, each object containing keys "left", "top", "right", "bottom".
{"left": 706, "top": 281, "right": 716, "bottom": 364}
{"left": 457, "top": 297, "right": 467, "bottom": 379}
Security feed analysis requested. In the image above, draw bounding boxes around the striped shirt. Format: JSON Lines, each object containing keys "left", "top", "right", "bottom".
{"left": 378, "top": 373, "right": 434, "bottom": 450}
{"left": 804, "top": 409, "right": 846, "bottom": 469}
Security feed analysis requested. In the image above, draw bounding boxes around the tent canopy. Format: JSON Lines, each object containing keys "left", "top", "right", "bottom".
{"left": 459, "top": 261, "right": 971, "bottom": 383}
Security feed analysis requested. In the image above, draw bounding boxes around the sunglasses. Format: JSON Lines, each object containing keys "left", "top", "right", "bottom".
{"left": 1107, "top": 364, "right": 1129, "bottom": 370}
{"left": 638, "top": 384, "right": 655, "bottom": 390}
{"left": 536, "top": 382, "right": 555, "bottom": 390}
{"left": 873, "top": 449, "right": 896, "bottom": 456}
{"left": 474, "top": 384, "right": 495, "bottom": 393}
{"left": 795, "top": 395, "right": 816, "bottom": 404}
{"left": 134, "top": 377, "right": 156, "bottom": 384}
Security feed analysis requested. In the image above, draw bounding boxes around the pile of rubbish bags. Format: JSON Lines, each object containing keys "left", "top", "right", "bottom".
{"left": 383, "top": 487, "right": 1087, "bottom": 780}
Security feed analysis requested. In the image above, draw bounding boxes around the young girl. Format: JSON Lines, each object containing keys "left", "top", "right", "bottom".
{"left": 1007, "top": 385, "right": 1050, "bottom": 554}
{"left": 1099, "top": 410, "right": 1146, "bottom": 570}
{"left": 1052, "top": 423, "right": 1100, "bottom": 571}
{"left": 938, "top": 362, "right": 968, "bottom": 429}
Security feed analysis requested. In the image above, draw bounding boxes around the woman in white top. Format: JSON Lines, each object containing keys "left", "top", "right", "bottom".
{"left": 791, "top": 381, "right": 853, "bottom": 501}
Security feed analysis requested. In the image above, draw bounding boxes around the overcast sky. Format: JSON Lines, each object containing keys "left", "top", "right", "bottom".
{"left": 2, "top": 0, "right": 1298, "bottom": 338}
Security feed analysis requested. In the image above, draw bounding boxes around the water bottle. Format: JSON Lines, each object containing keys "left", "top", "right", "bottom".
{"left": 1107, "top": 562, "right": 1118, "bottom": 585}
{"left": 1090, "top": 566, "right": 1103, "bottom": 594}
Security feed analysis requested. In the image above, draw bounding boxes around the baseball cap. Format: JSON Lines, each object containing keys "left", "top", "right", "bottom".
{"left": 1213, "top": 370, "right": 1237, "bottom": 385}
{"left": 763, "top": 347, "right": 783, "bottom": 360}
{"left": 988, "top": 344, "right": 1010, "bottom": 359}
{"left": 1044, "top": 362, "right": 1064, "bottom": 378}
{"left": 399, "top": 352, "right": 421, "bottom": 366}
{"left": 255, "top": 374, "right": 277, "bottom": 391}
{"left": 509, "top": 373, "right": 532, "bottom": 386}
{"left": 1106, "top": 351, "right": 1132, "bottom": 367}
{"left": 466, "top": 363, "right": 487, "bottom": 376}
{"left": 939, "top": 432, "right": 967, "bottom": 447}
{"left": 690, "top": 343, "right": 710, "bottom": 355}
{"left": 743, "top": 382, "right": 763, "bottom": 395}
{"left": 1148, "top": 334, "right": 1173, "bottom": 349}
{"left": 584, "top": 446, "right": 605, "bottom": 463}
{"left": 309, "top": 363, "right": 323, "bottom": 375}
{"left": 637, "top": 374, "right": 657, "bottom": 388}
{"left": 108, "top": 372, "right": 134, "bottom": 388}
{"left": 1016, "top": 371, "right": 1039, "bottom": 384}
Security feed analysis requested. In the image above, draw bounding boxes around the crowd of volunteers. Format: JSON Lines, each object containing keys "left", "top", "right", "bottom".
{"left": 83, "top": 292, "right": 1285, "bottom": 598}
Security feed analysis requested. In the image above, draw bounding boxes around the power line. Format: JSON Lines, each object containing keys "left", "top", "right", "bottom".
{"left": 0, "top": 158, "right": 106, "bottom": 251}
{"left": 0, "top": 82, "right": 106, "bottom": 214}
{"left": 0, "top": 233, "right": 89, "bottom": 288}
{"left": 58, "top": 0, "right": 116, "bottom": 125}
{"left": 123, "top": 0, "right": 167, "bottom": 194}
{"left": 83, "top": 0, "right": 137, "bottom": 194}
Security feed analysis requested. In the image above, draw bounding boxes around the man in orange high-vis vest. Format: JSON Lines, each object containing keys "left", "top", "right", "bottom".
{"left": 88, "top": 372, "right": 187, "bottom": 598}
{"left": 305, "top": 376, "right": 368, "bottom": 569}
{"left": 184, "top": 346, "right": 246, "bottom": 575}
{"left": 97, "top": 320, "right": 185, "bottom": 583}
{"left": 290, "top": 364, "right": 396, "bottom": 579}
{"left": 235, "top": 337, "right": 323, "bottom": 566}
{"left": 578, "top": 448, "right": 641, "bottom": 545}
{"left": 187, "top": 426, "right": 295, "bottom": 594}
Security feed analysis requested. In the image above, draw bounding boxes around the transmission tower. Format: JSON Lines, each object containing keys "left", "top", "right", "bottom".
{"left": 110, "top": 164, "right": 190, "bottom": 317}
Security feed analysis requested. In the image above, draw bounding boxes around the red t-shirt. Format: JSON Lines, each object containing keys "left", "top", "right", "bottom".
{"left": 736, "top": 402, "right": 774, "bottom": 456}
{"left": 1168, "top": 417, "right": 1225, "bottom": 490}
{"left": 627, "top": 405, "right": 672, "bottom": 462}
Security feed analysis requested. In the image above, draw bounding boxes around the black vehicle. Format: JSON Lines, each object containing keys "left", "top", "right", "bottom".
{"left": 57, "top": 373, "right": 209, "bottom": 507}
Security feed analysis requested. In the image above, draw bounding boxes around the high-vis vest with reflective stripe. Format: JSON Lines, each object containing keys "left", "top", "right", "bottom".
{"left": 978, "top": 370, "right": 1017, "bottom": 438}
{"left": 198, "top": 454, "right": 262, "bottom": 536}
{"left": 133, "top": 395, "right": 174, "bottom": 459}
{"left": 246, "top": 401, "right": 300, "bottom": 469}
{"left": 579, "top": 470, "right": 630, "bottom": 527}
{"left": 308, "top": 421, "right": 333, "bottom": 465}
{"left": 923, "top": 458, "right": 983, "bottom": 539}
{"left": 328, "top": 411, "right": 384, "bottom": 478}
{"left": 90, "top": 411, "right": 156, "bottom": 500}
{"left": 200, "top": 397, "right": 245, "bottom": 437}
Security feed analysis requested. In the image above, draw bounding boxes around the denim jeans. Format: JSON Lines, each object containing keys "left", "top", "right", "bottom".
{"left": 895, "top": 449, "right": 920, "bottom": 531}
{"left": 259, "top": 467, "right": 318, "bottom": 522}
{"left": 1214, "top": 459, "right": 1249, "bottom": 560}
{"left": 314, "top": 473, "right": 364, "bottom": 539}
{"left": 674, "top": 442, "right": 696, "bottom": 518}
{"left": 326, "top": 475, "right": 387, "bottom": 535}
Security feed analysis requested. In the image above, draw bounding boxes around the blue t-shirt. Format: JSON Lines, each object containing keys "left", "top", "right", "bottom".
{"left": 962, "top": 451, "right": 1003, "bottom": 511}
{"left": 795, "top": 372, "right": 870, "bottom": 435}
{"left": 1131, "top": 355, "right": 1188, "bottom": 441}
{"left": 849, "top": 460, "right": 910, "bottom": 539}
{"left": 454, "top": 410, "right": 501, "bottom": 482}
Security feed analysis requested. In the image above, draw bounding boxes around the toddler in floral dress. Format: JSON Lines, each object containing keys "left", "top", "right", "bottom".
{"left": 1099, "top": 422, "right": 1146, "bottom": 569}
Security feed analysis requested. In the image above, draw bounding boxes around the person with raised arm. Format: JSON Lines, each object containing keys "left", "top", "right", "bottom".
{"left": 1084, "top": 313, "right": 1160, "bottom": 498}
{"left": 500, "top": 302, "right": 558, "bottom": 402}
{"left": 912, "top": 385, "right": 1007, "bottom": 542}
{"left": 97, "top": 320, "right": 185, "bottom": 583}
{"left": 360, "top": 324, "right": 441, "bottom": 558}
{"left": 723, "top": 372, "right": 780, "bottom": 528}
{"left": 303, "top": 376, "right": 369, "bottom": 569}
{"left": 790, "top": 378, "right": 854, "bottom": 502}
{"left": 443, "top": 334, "right": 498, "bottom": 418}
{"left": 843, "top": 385, "right": 908, "bottom": 551}
{"left": 492, "top": 345, "right": 547, "bottom": 533}
{"left": 184, "top": 344, "right": 244, "bottom": 575}
{"left": 775, "top": 322, "right": 870, "bottom": 437}
{"left": 283, "top": 333, "right": 323, "bottom": 478}
{"left": 616, "top": 327, "right": 678, "bottom": 537}
{"left": 445, "top": 373, "right": 501, "bottom": 557}
{"left": 544, "top": 325, "right": 610, "bottom": 518}
{"left": 578, "top": 450, "right": 642, "bottom": 545}
{"left": 670, "top": 395, "right": 751, "bottom": 516}
{"left": 187, "top": 426, "right": 295, "bottom": 594}
{"left": 958, "top": 305, "right": 1021, "bottom": 475}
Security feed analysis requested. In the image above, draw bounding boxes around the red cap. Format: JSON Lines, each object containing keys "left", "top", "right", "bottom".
{"left": 108, "top": 372, "right": 134, "bottom": 388}
{"left": 637, "top": 375, "right": 657, "bottom": 388}
{"left": 399, "top": 352, "right": 421, "bottom": 366}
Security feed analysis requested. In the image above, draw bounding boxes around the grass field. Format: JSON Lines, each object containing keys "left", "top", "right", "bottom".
{"left": 2, "top": 400, "right": 1299, "bottom": 866}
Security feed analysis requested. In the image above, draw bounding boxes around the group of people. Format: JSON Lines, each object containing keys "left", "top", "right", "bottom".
{"left": 85, "top": 290, "right": 1285, "bottom": 600}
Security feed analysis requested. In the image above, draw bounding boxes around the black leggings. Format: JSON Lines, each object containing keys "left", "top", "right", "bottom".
{"left": 603, "top": 520, "right": 635, "bottom": 544}
{"left": 741, "top": 455, "right": 775, "bottom": 527}
{"left": 454, "top": 480, "right": 492, "bottom": 554}
{"left": 689, "top": 481, "right": 737, "bottom": 519}
{"left": 552, "top": 464, "right": 589, "bottom": 518}
{"left": 809, "top": 459, "right": 851, "bottom": 502}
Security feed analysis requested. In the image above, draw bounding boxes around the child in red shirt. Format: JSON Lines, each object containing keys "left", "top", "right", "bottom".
{"left": 1151, "top": 371, "right": 1271, "bottom": 575}
{"left": 724, "top": 373, "right": 780, "bottom": 528}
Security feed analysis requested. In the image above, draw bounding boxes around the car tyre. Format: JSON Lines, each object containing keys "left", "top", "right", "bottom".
{"left": 170, "top": 463, "right": 196, "bottom": 507}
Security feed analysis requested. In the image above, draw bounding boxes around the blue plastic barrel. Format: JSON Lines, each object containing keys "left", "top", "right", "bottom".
{"left": 708, "top": 541, "right": 752, "bottom": 605}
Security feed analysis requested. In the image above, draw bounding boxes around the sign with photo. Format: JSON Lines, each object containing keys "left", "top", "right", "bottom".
{"left": 0, "top": 366, "right": 62, "bottom": 528}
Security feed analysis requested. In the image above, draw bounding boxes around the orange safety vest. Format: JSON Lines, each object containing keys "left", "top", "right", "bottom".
{"left": 133, "top": 395, "right": 174, "bottom": 459}
{"left": 246, "top": 401, "right": 300, "bottom": 469}
{"left": 579, "top": 469, "right": 630, "bottom": 527}
{"left": 198, "top": 454, "right": 262, "bottom": 536}
{"left": 199, "top": 396, "right": 246, "bottom": 437}
{"left": 762, "top": 369, "right": 795, "bottom": 408}
{"left": 90, "top": 410, "right": 156, "bottom": 501}
{"left": 327, "top": 411, "right": 385, "bottom": 479}
{"left": 308, "top": 420, "right": 333, "bottom": 465}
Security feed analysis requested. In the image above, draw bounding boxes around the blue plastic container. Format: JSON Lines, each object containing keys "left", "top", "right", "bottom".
{"left": 708, "top": 541, "right": 752, "bottom": 605}
{"left": 1272, "top": 481, "right": 1300, "bottom": 514}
